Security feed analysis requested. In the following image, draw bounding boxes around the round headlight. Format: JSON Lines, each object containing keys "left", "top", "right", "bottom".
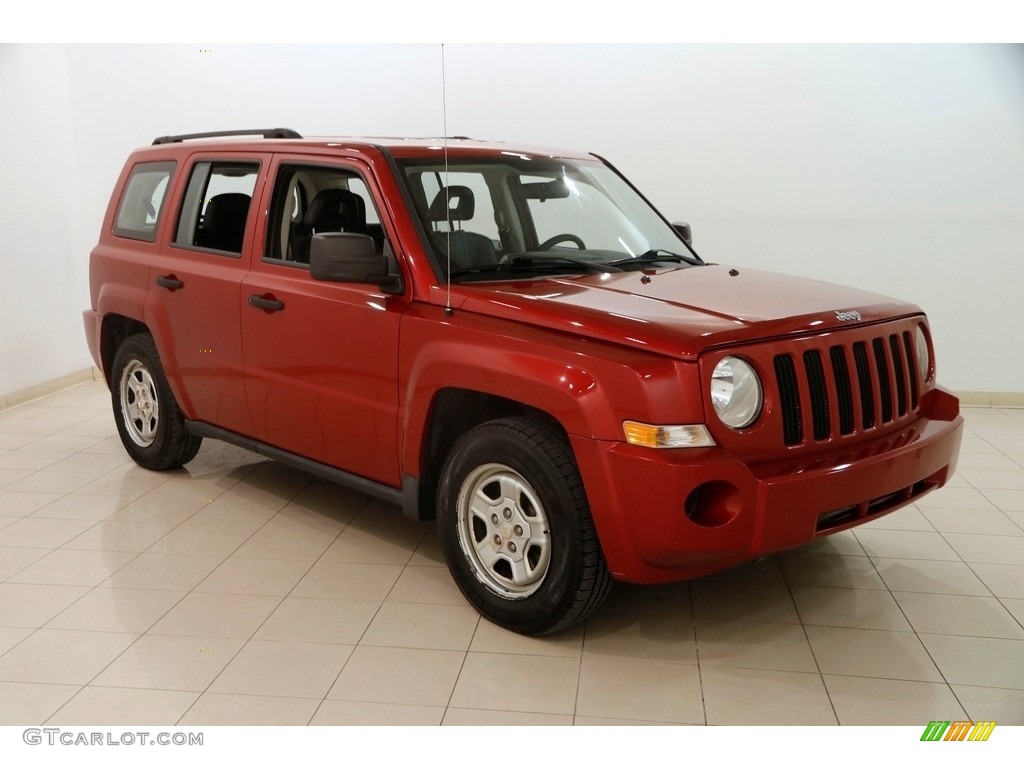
{"left": 915, "top": 325, "right": 932, "bottom": 381}
{"left": 711, "top": 356, "right": 762, "bottom": 429}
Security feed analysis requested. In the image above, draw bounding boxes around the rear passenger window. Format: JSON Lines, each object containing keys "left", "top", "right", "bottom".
{"left": 174, "top": 161, "right": 259, "bottom": 255}
{"left": 114, "top": 161, "right": 176, "bottom": 242}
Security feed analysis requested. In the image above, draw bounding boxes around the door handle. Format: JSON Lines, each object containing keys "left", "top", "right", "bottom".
{"left": 156, "top": 274, "right": 184, "bottom": 291}
{"left": 248, "top": 294, "right": 285, "bottom": 312}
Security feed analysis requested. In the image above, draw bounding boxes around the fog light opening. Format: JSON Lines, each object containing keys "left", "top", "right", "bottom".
{"left": 684, "top": 481, "right": 741, "bottom": 528}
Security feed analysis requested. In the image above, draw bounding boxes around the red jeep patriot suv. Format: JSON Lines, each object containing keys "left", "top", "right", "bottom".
{"left": 84, "top": 128, "right": 963, "bottom": 634}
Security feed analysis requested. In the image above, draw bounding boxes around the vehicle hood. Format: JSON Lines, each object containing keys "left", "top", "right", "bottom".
{"left": 440, "top": 264, "right": 922, "bottom": 360}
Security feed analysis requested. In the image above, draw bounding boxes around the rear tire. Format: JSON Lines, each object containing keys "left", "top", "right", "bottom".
{"left": 110, "top": 333, "right": 201, "bottom": 470}
{"left": 437, "top": 417, "right": 612, "bottom": 635}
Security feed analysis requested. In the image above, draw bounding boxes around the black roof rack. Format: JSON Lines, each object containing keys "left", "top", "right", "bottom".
{"left": 152, "top": 128, "right": 302, "bottom": 145}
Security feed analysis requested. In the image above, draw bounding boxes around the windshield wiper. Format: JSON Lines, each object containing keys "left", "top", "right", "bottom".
{"left": 450, "top": 255, "right": 620, "bottom": 278}
{"left": 604, "top": 249, "right": 701, "bottom": 269}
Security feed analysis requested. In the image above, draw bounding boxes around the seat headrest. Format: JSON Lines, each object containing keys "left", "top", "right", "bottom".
{"left": 305, "top": 188, "right": 367, "bottom": 229}
{"left": 428, "top": 186, "right": 475, "bottom": 222}
{"left": 204, "top": 193, "right": 251, "bottom": 230}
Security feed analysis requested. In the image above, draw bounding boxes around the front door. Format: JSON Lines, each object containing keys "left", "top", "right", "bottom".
{"left": 240, "top": 156, "right": 407, "bottom": 485}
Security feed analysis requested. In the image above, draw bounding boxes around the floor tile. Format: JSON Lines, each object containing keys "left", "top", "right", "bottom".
{"left": 824, "top": 675, "right": 966, "bottom": 725}
{"left": 107, "top": 496, "right": 204, "bottom": 526}
{"left": 575, "top": 657, "right": 704, "bottom": 723}
{"left": 0, "top": 583, "right": 90, "bottom": 627}
{"left": 29, "top": 494, "right": 127, "bottom": 521}
{"left": 600, "top": 581, "right": 692, "bottom": 616}
{"left": 871, "top": 557, "right": 990, "bottom": 596}
{"left": 970, "top": 563, "right": 1024, "bottom": 599}
{"left": 952, "top": 685, "right": 1024, "bottom": 725}
{"left": 0, "top": 681, "right": 80, "bottom": 725}
{"left": 361, "top": 602, "right": 479, "bottom": 651}
{"left": 180, "top": 693, "right": 319, "bottom": 725}
{"left": 255, "top": 597, "right": 379, "bottom": 645}
{"left": 313, "top": 700, "right": 444, "bottom": 725}
{"left": 922, "top": 507, "right": 1022, "bottom": 536}
{"left": 0, "top": 517, "right": 94, "bottom": 548}
{"left": 100, "top": 553, "right": 223, "bottom": 591}
{"left": 944, "top": 533, "right": 1024, "bottom": 565}
{"left": 209, "top": 639, "right": 353, "bottom": 698}
{"left": 45, "top": 588, "right": 186, "bottom": 633}
{"left": 0, "top": 627, "right": 32, "bottom": 655}
{"left": 469, "top": 618, "right": 584, "bottom": 658}
{"left": 0, "top": 629, "right": 135, "bottom": 684}
{"left": 894, "top": 591, "right": 1024, "bottom": 639}
{"left": 805, "top": 625, "right": 943, "bottom": 681}
{"left": 5, "top": 470, "right": 102, "bottom": 494}
{"left": 193, "top": 557, "right": 310, "bottom": 597}
{"left": 919, "top": 634, "right": 1024, "bottom": 689}
{"left": 232, "top": 506, "right": 344, "bottom": 561}
{"left": 92, "top": 635, "right": 244, "bottom": 691}
{"left": 791, "top": 586, "right": 912, "bottom": 631}
{"left": 0, "top": 547, "right": 50, "bottom": 580}
{"left": 916, "top": 486, "right": 997, "bottom": 510}
{"left": 583, "top": 608, "right": 696, "bottom": 664}
{"left": 8, "top": 549, "right": 136, "bottom": 587}
{"left": 691, "top": 581, "right": 800, "bottom": 624}
{"left": 62, "top": 520, "right": 177, "bottom": 552}
{"left": 291, "top": 561, "right": 402, "bottom": 601}
{"left": 702, "top": 667, "right": 836, "bottom": 725}
{"left": 443, "top": 707, "right": 572, "bottom": 725}
{"left": 695, "top": 619, "right": 817, "bottom": 672}
{"left": 320, "top": 504, "right": 426, "bottom": 564}
{"left": 47, "top": 686, "right": 198, "bottom": 725}
{"left": 573, "top": 715, "right": 680, "bottom": 726}
{"left": 0, "top": 491, "right": 63, "bottom": 517}
{"left": 981, "top": 489, "right": 1024, "bottom": 513}
{"left": 385, "top": 565, "right": 469, "bottom": 605}
{"left": 792, "top": 530, "right": 865, "bottom": 556}
{"left": 780, "top": 552, "right": 886, "bottom": 590}
{"left": 148, "top": 593, "right": 281, "bottom": 639}
{"left": 328, "top": 645, "right": 464, "bottom": 706}
{"left": 853, "top": 529, "right": 960, "bottom": 560}
{"left": 450, "top": 651, "right": 579, "bottom": 715}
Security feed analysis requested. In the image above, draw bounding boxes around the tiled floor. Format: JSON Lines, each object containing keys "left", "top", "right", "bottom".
{"left": 1, "top": 380, "right": 1023, "bottom": 726}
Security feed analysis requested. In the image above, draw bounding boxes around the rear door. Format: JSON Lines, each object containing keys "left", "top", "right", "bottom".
{"left": 147, "top": 152, "right": 269, "bottom": 435}
{"left": 240, "top": 154, "right": 408, "bottom": 484}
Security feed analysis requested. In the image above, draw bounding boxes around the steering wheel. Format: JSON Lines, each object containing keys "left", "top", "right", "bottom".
{"left": 537, "top": 234, "right": 586, "bottom": 251}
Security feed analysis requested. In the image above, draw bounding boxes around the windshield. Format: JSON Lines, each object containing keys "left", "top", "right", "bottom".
{"left": 395, "top": 155, "right": 700, "bottom": 281}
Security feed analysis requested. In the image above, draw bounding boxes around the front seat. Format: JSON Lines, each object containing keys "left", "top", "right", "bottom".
{"left": 292, "top": 188, "right": 368, "bottom": 263}
{"left": 199, "top": 193, "right": 251, "bottom": 253}
{"left": 428, "top": 186, "right": 497, "bottom": 269}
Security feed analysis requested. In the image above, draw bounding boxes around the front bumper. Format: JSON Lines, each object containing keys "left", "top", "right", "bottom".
{"left": 572, "top": 387, "right": 963, "bottom": 584}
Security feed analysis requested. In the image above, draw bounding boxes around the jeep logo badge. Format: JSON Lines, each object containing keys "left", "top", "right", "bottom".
{"left": 835, "top": 310, "right": 862, "bottom": 322}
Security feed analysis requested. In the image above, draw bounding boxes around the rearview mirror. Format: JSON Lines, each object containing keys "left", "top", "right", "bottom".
{"left": 516, "top": 178, "right": 571, "bottom": 200}
{"left": 672, "top": 221, "right": 692, "bottom": 246}
{"left": 310, "top": 233, "right": 398, "bottom": 291}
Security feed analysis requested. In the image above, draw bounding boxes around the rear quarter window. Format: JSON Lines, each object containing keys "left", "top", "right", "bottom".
{"left": 113, "top": 161, "right": 176, "bottom": 242}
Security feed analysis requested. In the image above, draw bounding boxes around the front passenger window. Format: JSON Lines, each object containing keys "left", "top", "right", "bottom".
{"left": 174, "top": 161, "right": 259, "bottom": 255}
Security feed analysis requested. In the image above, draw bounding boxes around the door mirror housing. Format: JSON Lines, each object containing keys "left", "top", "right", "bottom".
{"left": 310, "top": 233, "right": 400, "bottom": 292}
{"left": 672, "top": 221, "right": 692, "bottom": 246}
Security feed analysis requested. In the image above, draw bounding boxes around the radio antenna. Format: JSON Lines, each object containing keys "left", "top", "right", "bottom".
{"left": 442, "top": 43, "right": 453, "bottom": 318}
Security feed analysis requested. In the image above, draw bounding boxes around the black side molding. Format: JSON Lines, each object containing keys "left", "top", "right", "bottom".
{"left": 184, "top": 420, "right": 407, "bottom": 511}
{"left": 152, "top": 128, "right": 302, "bottom": 145}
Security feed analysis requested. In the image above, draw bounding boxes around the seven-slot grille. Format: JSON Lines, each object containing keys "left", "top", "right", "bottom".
{"left": 772, "top": 327, "right": 921, "bottom": 446}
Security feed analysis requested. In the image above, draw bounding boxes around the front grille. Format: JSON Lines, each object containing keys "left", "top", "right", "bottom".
{"left": 773, "top": 327, "right": 922, "bottom": 447}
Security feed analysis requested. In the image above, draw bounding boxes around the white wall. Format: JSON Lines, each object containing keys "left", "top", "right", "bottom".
{"left": 2, "top": 44, "right": 1022, "bottom": 397}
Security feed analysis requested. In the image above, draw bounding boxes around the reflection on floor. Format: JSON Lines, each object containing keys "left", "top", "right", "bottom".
{"left": 1, "top": 381, "right": 1023, "bottom": 725}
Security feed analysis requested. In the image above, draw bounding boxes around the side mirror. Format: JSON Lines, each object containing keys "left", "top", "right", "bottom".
{"left": 310, "top": 233, "right": 399, "bottom": 291}
{"left": 672, "top": 221, "right": 693, "bottom": 246}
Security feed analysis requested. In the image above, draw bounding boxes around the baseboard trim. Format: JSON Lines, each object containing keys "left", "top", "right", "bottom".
{"left": 0, "top": 367, "right": 104, "bottom": 411}
{"left": 955, "top": 391, "right": 1024, "bottom": 408}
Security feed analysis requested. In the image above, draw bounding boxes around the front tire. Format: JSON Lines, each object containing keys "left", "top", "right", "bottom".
{"left": 110, "top": 334, "right": 201, "bottom": 470}
{"left": 437, "top": 417, "right": 612, "bottom": 635}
